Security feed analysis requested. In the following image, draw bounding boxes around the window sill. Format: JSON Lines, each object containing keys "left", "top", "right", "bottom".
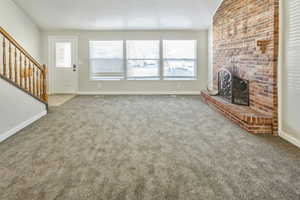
{"left": 89, "top": 77, "right": 198, "bottom": 81}
{"left": 163, "top": 77, "right": 197, "bottom": 81}
{"left": 90, "top": 77, "right": 124, "bottom": 81}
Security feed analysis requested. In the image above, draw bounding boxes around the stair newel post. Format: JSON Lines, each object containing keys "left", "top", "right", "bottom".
{"left": 42, "top": 64, "right": 48, "bottom": 102}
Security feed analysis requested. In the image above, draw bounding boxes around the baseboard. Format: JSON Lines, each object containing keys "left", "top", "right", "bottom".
{"left": 77, "top": 91, "right": 201, "bottom": 95}
{"left": 279, "top": 131, "right": 300, "bottom": 148}
{"left": 0, "top": 110, "right": 47, "bottom": 142}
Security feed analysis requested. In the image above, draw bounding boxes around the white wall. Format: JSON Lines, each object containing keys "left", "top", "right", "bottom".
{"left": 0, "top": 0, "right": 41, "bottom": 61}
{"left": 0, "top": 0, "right": 46, "bottom": 142}
{"left": 0, "top": 79, "right": 47, "bottom": 142}
{"left": 43, "top": 30, "right": 208, "bottom": 94}
{"left": 279, "top": 0, "right": 300, "bottom": 148}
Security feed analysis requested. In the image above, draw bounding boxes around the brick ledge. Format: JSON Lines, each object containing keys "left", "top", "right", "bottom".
{"left": 201, "top": 90, "right": 273, "bottom": 134}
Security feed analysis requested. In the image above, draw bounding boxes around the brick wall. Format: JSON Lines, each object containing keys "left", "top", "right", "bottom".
{"left": 213, "top": 0, "right": 279, "bottom": 134}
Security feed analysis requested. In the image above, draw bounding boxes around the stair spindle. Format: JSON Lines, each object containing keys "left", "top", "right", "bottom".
{"left": 24, "top": 57, "right": 27, "bottom": 90}
{"left": 14, "top": 47, "right": 18, "bottom": 84}
{"left": 2, "top": 37, "right": 6, "bottom": 77}
{"left": 9, "top": 43, "right": 12, "bottom": 79}
{"left": 40, "top": 71, "right": 43, "bottom": 98}
{"left": 36, "top": 69, "right": 40, "bottom": 97}
{"left": 28, "top": 61, "right": 32, "bottom": 92}
{"left": 36, "top": 67, "right": 38, "bottom": 97}
{"left": 20, "top": 53, "right": 23, "bottom": 88}
{"left": 32, "top": 64, "right": 34, "bottom": 93}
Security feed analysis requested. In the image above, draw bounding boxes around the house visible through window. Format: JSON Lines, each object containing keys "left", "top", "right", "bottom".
{"left": 126, "top": 40, "right": 160, "bottom": 80}
{"left": 89, "top": 41, "right": 124, "bottom": 80}
{"left": 163, "top": 40, "right": 197, "bottom": 80}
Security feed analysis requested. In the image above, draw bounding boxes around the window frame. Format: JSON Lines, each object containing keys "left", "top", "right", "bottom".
{"left": 89, "top": 40, "right": 125, "bottom": 80}
{"left": 88, "top": 39, "right": 198, "bottom": 81}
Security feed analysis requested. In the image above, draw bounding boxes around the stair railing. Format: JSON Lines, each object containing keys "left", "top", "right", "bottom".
{"left": 0, "top": 27, "right": 48, "bottom": 104}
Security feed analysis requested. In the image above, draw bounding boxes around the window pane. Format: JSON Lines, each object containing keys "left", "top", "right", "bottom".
{"left": 89, "top": 41, "right": 124, "bottom": 79}
{"left": 164, "top": 40, "right": 196, "bottom": 59}
{"left": 90, "top": 41, "right": 123, "bottom": 59}
{"left": 90, "top": 59, "right": 123, "bottom": 73}
{"left": 164, "top": 60, "right": 196, "bottom": 78}
{"left": 127, "top": 40, "right": 159, "bottom": 59}
{"left": 126, "top": 40, "right": 160, "bottom": 79}
{"left": 127, "top": 60, "right": 159, "bottom": 78}
{"left": 163, "top": 40, "right": 197, "bottom": 79}
{"left": 56, "top": 42, "right": 71, "bottom": 68}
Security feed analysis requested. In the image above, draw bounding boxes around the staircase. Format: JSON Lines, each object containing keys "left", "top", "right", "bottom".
{"left": 0, "top": 27, "right": 48, "bottom": 108}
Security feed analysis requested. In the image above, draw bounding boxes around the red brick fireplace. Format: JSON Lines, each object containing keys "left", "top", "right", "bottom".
{"left": 201, "top": 0, "right": 279, "bottom": 135}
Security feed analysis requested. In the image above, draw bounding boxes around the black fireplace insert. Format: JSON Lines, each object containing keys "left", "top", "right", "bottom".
{"left": 218, "top": 69, "right": 249, "bottom": 106}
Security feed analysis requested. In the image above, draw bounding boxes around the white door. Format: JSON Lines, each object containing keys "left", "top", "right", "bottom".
{"left": 49, "top": 37, "right": 78, "bottom": 94}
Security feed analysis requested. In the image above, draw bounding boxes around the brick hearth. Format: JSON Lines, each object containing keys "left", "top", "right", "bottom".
{"left": 201, "top": 91, "right": 273, "bottom": 134}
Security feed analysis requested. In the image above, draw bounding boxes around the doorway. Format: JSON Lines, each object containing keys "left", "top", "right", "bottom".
{"left": 48, "top": 36, "right": 78, "bottom": 94}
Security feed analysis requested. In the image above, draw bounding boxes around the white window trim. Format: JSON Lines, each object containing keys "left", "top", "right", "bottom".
{"left": 89, "top": 39, "right": 198, "bottom": 81}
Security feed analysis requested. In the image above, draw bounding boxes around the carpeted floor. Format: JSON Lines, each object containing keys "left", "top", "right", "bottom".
{"left": 0, "top": 95, "right": 299, "bottom": 200}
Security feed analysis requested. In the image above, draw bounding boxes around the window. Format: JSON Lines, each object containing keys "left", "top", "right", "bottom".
{"left": 89, "top": 41, "right": 124, "bottom": 80}
{"left": 163, "top": 40, "right": 197, "bottom": 80}
{"left": 89, "top": 39, "right": 198, "bottom": 81}
{"left": 56, "top": 42, "right": 72, "bottom": 68}
{"left": 126, "top": 40, "right": 160, "bottom": 80}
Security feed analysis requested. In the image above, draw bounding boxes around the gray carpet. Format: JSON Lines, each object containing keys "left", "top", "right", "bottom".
{"left": 0, "top": 95, "right": 299, "bottom": 200}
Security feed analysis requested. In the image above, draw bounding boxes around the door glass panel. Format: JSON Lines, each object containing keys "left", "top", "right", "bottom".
{"left": 56, "top": 42, "right": 72, "bottom": 68}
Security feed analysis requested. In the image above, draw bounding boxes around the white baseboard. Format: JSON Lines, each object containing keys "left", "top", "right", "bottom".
{"left": 0, "top": 110, "right": 47, "bottom": 142}
{"left": 77, "top": 91, "right": 201, "bottom": 95}
{"left": 279, "top": 131, "right": 300, "bottom": 148}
